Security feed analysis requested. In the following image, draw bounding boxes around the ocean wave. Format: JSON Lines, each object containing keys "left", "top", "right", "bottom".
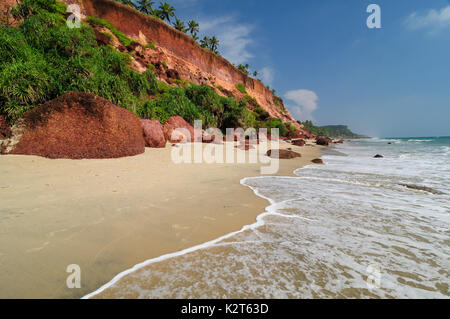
{"left": 82, "top": 138, "right": 450, "bottom": 299}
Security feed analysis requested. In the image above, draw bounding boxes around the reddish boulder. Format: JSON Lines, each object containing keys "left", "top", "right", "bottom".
{"left": 290, "top": 129, "right": 313, "bottom": 139}
{"left": 316, "top": 136, "right": 332, "bottom": 146}
{"left": 0, "top": 115, "right": 11, "bottom": 139}
{"left": 7, "top": 92, "right": 145, "bottom": 159}
{"left": 266, "top": 149, "right": 302, "bottom": 159}
{"left": 292, "top": 139, "right": 306, "bottom": 147}
{"left": 163, "top": 116, "right": 195, "bottom": 143}
{"left": 140, "top": 119, "right": 166, "bottom": 148}
{"left": 335, "top": 139, "right": 345, "bottom": 144}
{"left": 312, "top": 158, "right": 324, "bottom": 164}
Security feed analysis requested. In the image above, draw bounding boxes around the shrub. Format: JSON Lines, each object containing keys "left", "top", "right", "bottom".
{"left": 137, "top": 87, "right": 206, "bottom": 125}
{"left": 85, "top": 16, "right": 134, "bottom": 47}
{"left": 254, "top": 106, "right": 270, "bottom": 121}
{"left": 235, "top": 83, "right": 246, "bottom": 94}
{"left": 266, "top": 118, "right": 288, "bottom": 137}
{"left": 0, "top": 0, "right": 158, "bottom": 121}
{"left": 143, "top": 40, "right": 155, "bottom": 50}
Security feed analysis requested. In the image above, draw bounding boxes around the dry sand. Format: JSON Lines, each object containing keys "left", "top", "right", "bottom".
{"left": 0, "top": 140, "right": 322, "bottom": 298}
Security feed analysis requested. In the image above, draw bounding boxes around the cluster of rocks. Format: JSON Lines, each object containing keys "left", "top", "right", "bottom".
{"left": 1, "top": 92, "right": 314, "bottom": 160}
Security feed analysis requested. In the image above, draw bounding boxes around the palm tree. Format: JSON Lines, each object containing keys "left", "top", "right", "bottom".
{"left": 173, "top": 18, "right": 186, "bottom": 32}
{"left": 192, "top": 33, "right": 199, "bottom": 41}
{"left": 200, "top": 36, "right": 210, "bottom": 49}
{"left": 137, "top": 0, "right": 154, "bottom": 15}
{"left": 237, "top": 64, "right": 249, "bottom": 75}
{"left": 158, "top": 2, "right": 175, "bottom": 23}
{"left": 210, "top": 36, "right": 219, "bottom": 53}
{"left": 187, "top": 20, "right": 199, "bottom": 36}
{"left": 253, "top": 71, "right": 259, "bottom": 77}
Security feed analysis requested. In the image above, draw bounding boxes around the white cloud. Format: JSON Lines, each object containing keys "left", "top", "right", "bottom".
{"left": 199, "top": 15, "right": 253, "bottom": 65}
{"left": 284, "top": 89, "right": 318, "bottom": 121}
{"left": 260, "top": 67, "right": 274, "bottom": 86}
{"left": 404, "top": 5, "right": 450, "bottom": 31}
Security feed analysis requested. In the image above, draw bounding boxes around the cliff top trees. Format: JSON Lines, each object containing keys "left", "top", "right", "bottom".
{"left": 200, "top": 36, "right": 219, "bottom": 54}
{"left": 237, "top": 64, "right": 250, "bottom": 75}
{"left": 136, "top": 0, "right": 154, "bottom": 15}
{"left": 173, "top": 18, "right": 186, "bottom": 32}
{"left": 158, "top": 2, "right": 175, "bottom": 23}
{"left": 113, "top": 1, "right": 220, "bottom": 56}
{"left": 187, "top": 20, "right": 199, "bottom": 36}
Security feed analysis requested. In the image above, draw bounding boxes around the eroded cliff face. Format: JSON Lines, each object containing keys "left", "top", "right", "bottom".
{"left": 0, "top": 0, "right": 19, "bottom": 26}
{"left": 63, "top": 0, "right": 302, "bottom": 128}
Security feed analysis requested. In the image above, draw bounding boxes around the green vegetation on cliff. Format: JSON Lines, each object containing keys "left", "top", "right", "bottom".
{"left": 300, "top": 121, "right": 363, "bottom": 138}
{"left": 0, "top": 0, "right": 157, "bottom": 121}
{"left": 0, "top": 0, "right": 295, "bottom": 136}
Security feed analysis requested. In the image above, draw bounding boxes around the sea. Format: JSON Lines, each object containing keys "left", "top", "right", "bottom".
{"left": 85, "top": 137, "right": 450, "bottom": 299}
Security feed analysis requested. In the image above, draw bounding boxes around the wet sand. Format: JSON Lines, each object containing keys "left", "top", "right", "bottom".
{"left": 0, "top": 140, "right": 322, "bottom": 298}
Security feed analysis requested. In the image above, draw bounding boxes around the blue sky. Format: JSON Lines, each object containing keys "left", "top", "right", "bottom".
{"left": 158, "top": 0, "right": 450, "bottom": 137}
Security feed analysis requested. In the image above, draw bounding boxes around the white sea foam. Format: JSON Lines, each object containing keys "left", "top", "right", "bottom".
{"left": 83, "top": 137, "right": 450, "bottom": 299}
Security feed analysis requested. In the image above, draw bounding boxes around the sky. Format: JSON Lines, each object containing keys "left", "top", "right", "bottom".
{"left": 154, "top": 0, "right": 450, "bottom": 137}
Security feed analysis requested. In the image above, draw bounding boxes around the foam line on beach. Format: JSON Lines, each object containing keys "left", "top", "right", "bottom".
{"left": 81, "top": 173, "right": 316, "bottom": 299}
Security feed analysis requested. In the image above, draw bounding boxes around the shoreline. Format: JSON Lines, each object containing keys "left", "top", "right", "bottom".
{"left": 0, "top": 140, "right": 323, "bottom": 298}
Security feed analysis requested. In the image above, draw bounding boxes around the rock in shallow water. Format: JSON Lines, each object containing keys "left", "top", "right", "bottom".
{"left": 311, "top": 158, "right": 324, "bottom": 164}
{"left": 399, "top": 184, "right": 445, "bottom": 195}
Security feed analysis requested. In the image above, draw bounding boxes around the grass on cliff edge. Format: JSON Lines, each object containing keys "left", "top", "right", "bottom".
{"left": 0, "top": 0, "right": 294, "bottom": 136}
{"left": 0, "top": 0, "right": 158, "bottom": 121}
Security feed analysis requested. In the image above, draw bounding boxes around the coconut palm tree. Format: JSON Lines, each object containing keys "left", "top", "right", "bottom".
{"left": 200, "top": 36, "right": 210, "bottom": 49}
{"left": 137, "top": 0, "right": 154, "bottom": 15}
{"left": 253, "top": 71, "right": 259, "bottom": 77}
{"left": 173, "top": 18, "right": 186, "bottom": 32}
{"left": 158, "top": 2, "right": 175, "bottom": 23}
{"left": 237, "top": 64, "right": 250, "bottom": 75}
{"left": 210, "top": 36, "right": 219, "bottom": 53}
{"left": 187, "top": 20, "right": 199, "bottom": 36}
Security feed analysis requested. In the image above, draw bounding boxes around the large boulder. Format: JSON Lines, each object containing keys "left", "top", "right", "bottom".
{"left": 140, "top": 119, "right": 166, "bottom": 148}
{"left": 0, "top": 115, "right": 11, "bottom": 139}
{"left": 163, "top": 116, "right": 195, "bottom": 143}
{"left": 316, "top": 136, "right": 332, "bottom": 146}
{"left": 288, "top": 130, "right": 306, "bottom": 139}
{"left": 5, "top": 92, "right": 145, "bottom": 159}
{"left": 292, "top": 139, "right": 306, "bottom": 147}
{"left": 266, "top": 149, "right": 302, "bottom": 159}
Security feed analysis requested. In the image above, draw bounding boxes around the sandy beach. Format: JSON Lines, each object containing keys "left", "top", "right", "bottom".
{"left": 0, "top": 140, "right": 322, "bottom": 298}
